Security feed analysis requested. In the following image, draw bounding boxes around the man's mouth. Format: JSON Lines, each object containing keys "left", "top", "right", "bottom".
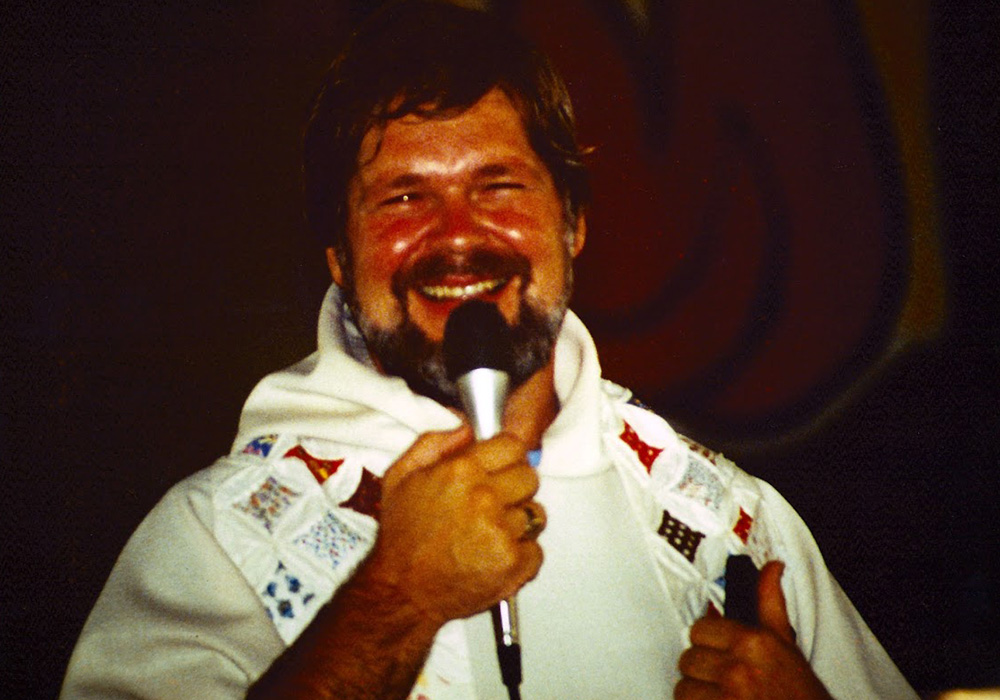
{"left": 395, "top": 248, "right": 530, "bottom": 307}
{"left": 419, "top": 277, "right": 509, "bottom": 301}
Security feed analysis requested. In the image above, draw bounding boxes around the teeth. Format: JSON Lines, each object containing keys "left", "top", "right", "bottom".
{"left": 420, "top": 278, "right": 506, "bottom": 300}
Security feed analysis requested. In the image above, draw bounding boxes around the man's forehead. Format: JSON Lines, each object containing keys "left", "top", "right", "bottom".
{"left": 353, "top": 90, "right": 546, "bottom": 180}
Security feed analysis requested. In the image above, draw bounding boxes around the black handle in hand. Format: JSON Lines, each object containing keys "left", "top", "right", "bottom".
{"left": 724, "top": 555, "right": 760, "bottom": 626}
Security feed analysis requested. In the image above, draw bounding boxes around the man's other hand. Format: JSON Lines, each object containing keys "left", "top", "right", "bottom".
{"left": 676, "top": 561, "right": 833, "bottom": 700}
{"left": 363, "top": 425, "right": 545, "bottom": 626}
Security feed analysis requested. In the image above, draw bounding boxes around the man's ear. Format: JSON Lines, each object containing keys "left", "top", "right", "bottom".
{"left": 571, "top": 216, "right": 586, "bottom": 258}
{"left": 325, "top": 247, "right": 344, "bottom": 286}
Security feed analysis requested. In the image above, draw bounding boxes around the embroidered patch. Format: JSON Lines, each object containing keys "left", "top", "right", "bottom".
{"left": 657, "top": 509, "right": 706, "bottom": 563}
{"left": 746, "top": 513, "right": 776, "bottom": 566}
{"left": 678, "top": 434, "right": 719, "bottom": 466}
{"left": 241, "top": 434, "right": 278, "bottom": 458}
{"left": 673, "top": 455, "right": 725, "bottom": 511}
{"left": 295, "top": 511, "right": 366, "bottom": 569}
{"left": 733, "top": 507, "right": 754, "bottom": 544}
{"left": 235, "top": 477, "right": 300, "bottom": 532}
{"left": 341, "top": 468, "right": 382, "bottom": 520}
{"left": 620, "top": 421, "right": 664, "bottom": 472}
{"left": 261, "top": 561, "right": 316, "bottom": 621}
{"left": 284, "top": 444, "right": 345, "bottom": 484}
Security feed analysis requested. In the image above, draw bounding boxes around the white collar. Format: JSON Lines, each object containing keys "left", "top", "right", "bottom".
{"left": 233, "top": 284, "right": 610, "bottom": 477}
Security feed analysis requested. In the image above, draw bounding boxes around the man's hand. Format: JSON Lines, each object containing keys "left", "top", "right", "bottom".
{"left": 365, "top": 424, "right": 545, "bottom": 625}
{"left": 675, "top": 561, "right": 833, "bottom": 700}
{"left": 248, "top": 425, "right": 544, "bottom": 700}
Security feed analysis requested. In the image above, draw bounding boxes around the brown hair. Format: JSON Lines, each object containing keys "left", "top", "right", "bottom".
{"left": 303, "top": 0, "right": 590, "bottom": 256}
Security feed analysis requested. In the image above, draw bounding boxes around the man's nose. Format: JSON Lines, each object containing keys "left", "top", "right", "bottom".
{"left": 430, "top": 193, "right": 489, "bottom": 249}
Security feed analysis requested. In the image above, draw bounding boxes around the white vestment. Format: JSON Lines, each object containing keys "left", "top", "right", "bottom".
{"left": 62, "top": 285, "right": 917, "bottom": 699}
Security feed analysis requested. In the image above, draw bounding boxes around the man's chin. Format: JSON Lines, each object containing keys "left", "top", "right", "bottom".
{"left": 352, "top": 297, "right": 564, "bottom": 408}
{"left": 353, "top": 316, "right": 459, "bottom": 407}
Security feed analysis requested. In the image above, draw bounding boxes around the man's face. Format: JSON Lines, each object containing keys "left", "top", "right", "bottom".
{"left": 328, "top": 88, "right": 585, "bottom": 405}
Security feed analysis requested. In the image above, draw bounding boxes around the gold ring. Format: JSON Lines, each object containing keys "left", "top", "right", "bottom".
{"left": 522, "top": 503, "right": 545, "bottom": 539}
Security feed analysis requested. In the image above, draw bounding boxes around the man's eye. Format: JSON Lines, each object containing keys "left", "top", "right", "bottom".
{"left": 380, "top": 193, "right": 421, "bottom": 206}
{"left": 484, "top": 181, "right": 525, "bottom": 191}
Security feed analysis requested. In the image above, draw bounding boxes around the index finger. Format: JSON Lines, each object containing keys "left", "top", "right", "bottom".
{"left": 384, "top": 425, "right": 474, "bottom": 490}
{"left": 466, "top": 432, "right": 530, "bottom": 474}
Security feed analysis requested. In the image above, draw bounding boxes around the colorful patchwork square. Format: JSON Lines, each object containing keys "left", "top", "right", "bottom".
{"left": 672, "top": 455, "right": 724, "bottom": 512}
{"left": 295, "top": 511, "right": 368, "bottom": 570}
{"left": 657, "top": 509, "right": 706, "bottom": 563}
{"left": 260, "top": 561, "right": 316, "bottom": 622}
{"left": 242, "top": 434, "right": 278, "bottom": 458}
{"left": 235, "top": 477, "right": 300, "bottom": 533}
{"left": 747, "top": 513, "right": 776, "bottom": 565}
{"left": 678, "top": 435, "right": 719, "bottom": 466}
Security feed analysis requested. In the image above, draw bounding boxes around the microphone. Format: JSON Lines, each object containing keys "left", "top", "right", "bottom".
{"left": 443, "top": 300, "right": 513, "bottom": 441}
{"left": 443, "top": 301, "right": 523, "bottom": 699}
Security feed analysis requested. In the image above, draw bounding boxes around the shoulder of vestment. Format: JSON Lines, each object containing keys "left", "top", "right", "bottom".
{"left": 598, "top": 382, "right": 783, "bottom": 586}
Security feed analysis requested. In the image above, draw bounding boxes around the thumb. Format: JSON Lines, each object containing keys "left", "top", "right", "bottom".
{"left": 758, "top": 560, "right": 796, "bottom": 644}
{"left": 384, "top": 425, "right": 473, "bottom": 489}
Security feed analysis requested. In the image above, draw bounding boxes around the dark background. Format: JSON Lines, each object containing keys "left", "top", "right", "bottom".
{"left": 4, "top": 0, "right": 998, "bottom": 697}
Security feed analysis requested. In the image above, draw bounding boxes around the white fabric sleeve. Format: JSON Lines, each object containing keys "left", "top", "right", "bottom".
{"left": 60, "top": 478, "right": 285, "bottom": 699}
{"left": 756, "top": 480, "right": 918, "bottom": 700}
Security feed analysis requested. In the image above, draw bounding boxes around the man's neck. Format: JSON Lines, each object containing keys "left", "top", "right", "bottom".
{"left": 500, "top": 360, "right": 559, "bottom": 450}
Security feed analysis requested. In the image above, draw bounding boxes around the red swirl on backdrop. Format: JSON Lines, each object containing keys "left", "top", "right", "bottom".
{"left": 512, "top": 0, "right": 942, "bottom": 442}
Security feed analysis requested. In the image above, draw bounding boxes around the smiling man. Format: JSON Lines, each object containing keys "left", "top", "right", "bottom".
{"left": 62, "top": 3, "right": 916, "bottom": 699}
{"left": 329, "top": 87, "right": 583, "bottom": 411}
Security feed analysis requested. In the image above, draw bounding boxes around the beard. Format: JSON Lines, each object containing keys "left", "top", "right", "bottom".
{"left": 341, "top": 246, "right": 573, "bottom": 408}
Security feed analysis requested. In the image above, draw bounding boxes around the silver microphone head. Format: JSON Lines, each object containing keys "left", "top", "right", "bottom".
{"left": 443, "top": 300, "right": 515, "bottom": 438}
{"left": 456, "top": 368, "right": 510, "bottom": 440}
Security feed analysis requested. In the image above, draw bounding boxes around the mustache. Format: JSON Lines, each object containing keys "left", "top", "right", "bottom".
{"left": 392, "top": 247, "right": 532, "bottom": 298}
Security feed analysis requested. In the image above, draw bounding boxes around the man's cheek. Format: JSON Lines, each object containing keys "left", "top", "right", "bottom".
{"left": 353, "top": 279, "right": 406, "bottom": 331}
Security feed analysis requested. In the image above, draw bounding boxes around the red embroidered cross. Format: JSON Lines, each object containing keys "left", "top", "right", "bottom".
{"left": 284, "top": 445, "right": 345, "bottom": 484}
{"left": 620, "top": 421, "right": 664, "bottom": 472}
{"left": 733, "top": 507, "right": 753, "bottom": 544}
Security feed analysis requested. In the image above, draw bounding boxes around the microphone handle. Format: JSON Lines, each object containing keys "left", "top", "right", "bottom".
{"left": 455, "top": 369, "right": 522, "bottom": 697}
{"left": 724, "top": 555, "right": 760, "bottom": 626}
